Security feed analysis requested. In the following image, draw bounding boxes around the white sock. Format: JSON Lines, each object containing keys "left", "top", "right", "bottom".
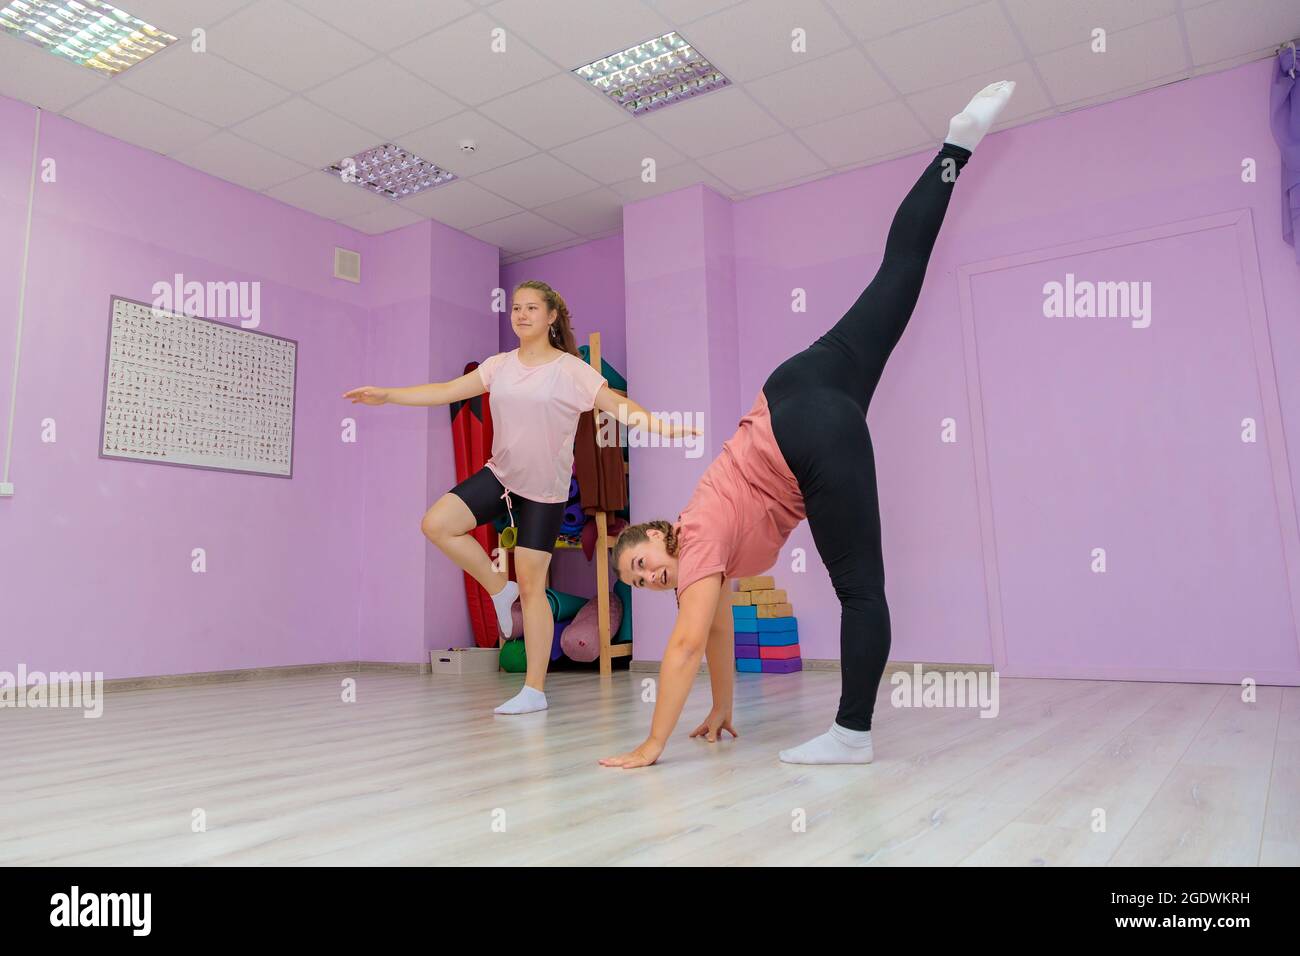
{"left": 494, "top": 685, "right": 547, "bottom": 715}
{"left": 779, "top": 723, "right": 873, "bottom": 765}
{"left": 490, "top": 579, "right": 519, "bottom": 639}
{"left": 945, "top": 80, "right": 1016, "bottom": 153}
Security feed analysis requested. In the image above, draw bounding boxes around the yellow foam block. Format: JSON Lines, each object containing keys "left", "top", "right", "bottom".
{"left": 737, "top": 576, "right": 775, "bottom": 592}
{"left": 751, "top": 589, "right": 787, "bottom": 605}
{"left": 730, "top": 591, "right": 753, "bottom": 606}
{"left": 756, "top": 603, "right": 793, "bottom": 618}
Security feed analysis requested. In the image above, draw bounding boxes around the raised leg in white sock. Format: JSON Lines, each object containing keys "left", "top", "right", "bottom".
{"left": 494, "top": 684, "right": 547, "bottom": 715}
{"left": 945, "top": 80, "right": 1016, "bottom": 153}
{"left": 489, "top": 578, "right": 519, "bottom": 639}
{"left": 779, "top": 723, "right": 873, "bottom": 765}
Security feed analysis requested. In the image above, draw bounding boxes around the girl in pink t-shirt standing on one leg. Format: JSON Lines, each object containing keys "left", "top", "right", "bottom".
{"left": 345, "top": 281, "right": 688, "bottom": 715}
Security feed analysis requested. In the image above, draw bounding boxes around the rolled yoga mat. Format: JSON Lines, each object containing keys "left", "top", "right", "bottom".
{"left": 568, "top": 476, "right": 579, "bottom": 500}
{"left": 551, "top": 618, "right": 568, "bottom": 661}
{"left": 546, "top": 588, "right": 588, "bottom": 621}
{"left": 505, "top": 607, "right": 572, "bottom": 662}
{"left": 560, "top": 590, "right": 624, "bottom": 663}
{"left": 560, "top": 503, "right": 586, "bottom": 534}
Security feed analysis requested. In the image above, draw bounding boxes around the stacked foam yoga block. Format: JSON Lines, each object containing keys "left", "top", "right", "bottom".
{"left": 731, "top": 575, "right": 801, "bottom": 673}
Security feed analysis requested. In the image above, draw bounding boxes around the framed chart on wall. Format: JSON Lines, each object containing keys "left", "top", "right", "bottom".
{"left": 99, "top": 296, "right": 298, "bottom": 478}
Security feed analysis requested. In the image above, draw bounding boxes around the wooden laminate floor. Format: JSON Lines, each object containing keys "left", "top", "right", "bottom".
{"left": 2, "top": 670, "right": 1296, "bottom": 866}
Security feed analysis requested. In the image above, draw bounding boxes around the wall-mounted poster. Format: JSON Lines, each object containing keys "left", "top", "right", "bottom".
{"left": 99, "top": 296, "right": 297, "bottom": 478}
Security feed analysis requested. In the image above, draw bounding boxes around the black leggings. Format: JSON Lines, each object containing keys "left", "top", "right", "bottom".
{"left": 765, "top": 143, "right": 970, "bottom": 731}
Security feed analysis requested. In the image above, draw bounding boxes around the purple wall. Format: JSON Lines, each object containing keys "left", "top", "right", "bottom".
{"left": 0, "top": 96, "right": 498, "bottom": 679}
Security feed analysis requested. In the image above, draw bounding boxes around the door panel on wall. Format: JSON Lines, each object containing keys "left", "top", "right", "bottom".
{"left": 963, "top": 215, "right": 1299, "bottom": 682}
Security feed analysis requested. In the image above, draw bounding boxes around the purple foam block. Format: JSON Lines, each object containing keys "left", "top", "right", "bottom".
{"left": 735, "top": 643, "right": 760, "bottom": 659}
{"left": 760, "top": 658, "right": 802, "bottom": 674}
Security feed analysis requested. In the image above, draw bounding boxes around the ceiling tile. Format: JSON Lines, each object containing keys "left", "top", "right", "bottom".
{"left": 609, "top": 160, "right": 731, "bottom": 200}
{"left": 469, "top": 153, "right": 599, "bottom": 206}
{"left": 638, "top": 86, "right": 783, "bottom": 157}
{"left": 533, "top": 188, "right": 625, "bottom": 234}
{"left": 116, "top": 0, "right": 255, "bottom": 36}
{"left": 231, "top": 97, "right": 379, "bottom": 166}
{"left": 204, "top": 0, "right": 374, "bottom": 92}
{"left": 1182, "top": 0, "right": 1300, "bottom": 67}
{"left": 468, "top": 211, "right": 578, "bottom": 254}
{"left": 117, "top": 48, "right": 290, "bottom": 127}
{"left": 904, "top": 61, "right": 1050, "bottom": 140}
{"left": 643, "top": 0, "right": 745, "bottom": 25}
{"left": 479, "top": 74, "right": 628, "bottom": 149}
{"left": 490, "top": 0, "right": 673, "bottom": 68}
{"left": 795, "top": 99, "right": 932, "bottom": 167}
{"left": 696, "top": 132, "right": 827, "bottom": 193}
{"left": 390, "top": 11, "right": 558, "bottom": 105}
{"left": 746, "top": 47, "right": 894, "bottom": 129}
{"left": 682, "top": 0, "right": 855, "bottom": 82}
{"left": 286, "top": 0, "right": 475, "bottom": 53}
{"left": 0, "top": 37, "right": 107, "bottom": 113}
{"left": 550, "top": 122, "right": 685, "bottom": 184}
{"left": 170, "top": 130, "right": 311, "bottom": 190}
{"left": 63, "top": 85, "right": 217, "bottom": 156}
{"left": 1003, "top": 0, "right": 1177, "bottom": 56}
{"left": 305, "top": 59, "right": 460, "bottom": 141}
{"left": 865, "top": 1, "right": 1022, "bottom": 94}
{"left": 339, "top": 203, "right": 427, "bottom": 234}
{"left": 826, "top": 0, "right": 988, "bottom": 42}
{"left": 400, "top": 111, "right": 537, "bottom": 175}
{"left": 1036, "top": 16, "right": 1188, "bottom": 107}
{"left": 264, "top": 170, "right": 393, "bottom": 218}
{"left": 399, "top": 179, "right": 523, "bottom": 229}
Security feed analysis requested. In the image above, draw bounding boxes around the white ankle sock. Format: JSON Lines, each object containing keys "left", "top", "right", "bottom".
{"left": 494, "top": 685, "right": 547, "bottom": 715}
{"left": 490, "top": 579, "right": 519, "bottom": 639}
{"left": 945, "top": 80, "right": 1016, "bottom": 152}
{"left": 779, "top": 723, "right": 873, "bottom": 765}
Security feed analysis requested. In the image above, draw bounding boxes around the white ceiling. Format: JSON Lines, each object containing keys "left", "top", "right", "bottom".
{"left": 3, "top": 0, "right": 1297, "bottom": 263}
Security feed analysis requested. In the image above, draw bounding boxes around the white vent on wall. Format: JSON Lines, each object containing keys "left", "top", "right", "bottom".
{"left": 334, "top": 247, "right": 361, "bottom": 283}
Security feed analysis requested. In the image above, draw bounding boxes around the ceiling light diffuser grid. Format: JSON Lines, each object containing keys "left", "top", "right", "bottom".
{"left": 574, "top": 32, "right": 730, "bottom": 116}
{"left": 325, "top": 144, "right": 457, "bottom": 201}
{"left": 0, "top": 0, "right": 176, "bottom": 75}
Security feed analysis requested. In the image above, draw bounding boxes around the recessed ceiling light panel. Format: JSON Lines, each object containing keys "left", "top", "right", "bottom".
{"left": 574, "top": 32, "right": 730, "bottom": 116}
{"left": 325, "top": 144, "right": 457, "bottom": 201}
{"left": 0, "top": 0, "right": 177, "bottom": 75}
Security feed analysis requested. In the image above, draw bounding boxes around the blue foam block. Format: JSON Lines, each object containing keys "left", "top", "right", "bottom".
{"left": 758, "top": 632, "right": 799, "bottom": 647}
{"left": 736, "top": 658, "right": 762, "bottom": 673}
{"left": 756, "top": 616, "right": 798, "bottom": 633}
{"left": 732, "top": 606, "right": 757, "bottom": 622}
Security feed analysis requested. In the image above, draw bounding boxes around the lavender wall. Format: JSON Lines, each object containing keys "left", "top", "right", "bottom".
{"left": 0, "top": 96, "right": 498, "bottom": 679}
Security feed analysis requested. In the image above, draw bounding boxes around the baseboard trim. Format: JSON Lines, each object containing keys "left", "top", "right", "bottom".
{"left": 101, "top": 660, "right": 431, "bottom": 693}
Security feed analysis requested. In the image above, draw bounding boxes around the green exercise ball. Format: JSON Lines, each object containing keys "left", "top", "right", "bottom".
{"left": 499, "top": 638, "right": 527, "bottom": 673}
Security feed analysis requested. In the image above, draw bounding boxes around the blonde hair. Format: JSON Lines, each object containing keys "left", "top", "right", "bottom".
{"left": 514, "top": 280, "right": 578, "bottom": 356}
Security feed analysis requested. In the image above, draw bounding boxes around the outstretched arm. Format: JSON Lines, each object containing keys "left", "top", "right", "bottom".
{"left": 592, "top": 385, "right": 702, "bottom": 441}
{"left": 600, "top": 573, "right": 723, "bottom": 769}
{"left": 343, "top": 369, "right": 486, "bottom": 408}
{"left": 690, "top": 583, "right": 737, "bottom": 742}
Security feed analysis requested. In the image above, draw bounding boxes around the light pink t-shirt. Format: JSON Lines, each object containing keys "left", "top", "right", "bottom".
{"left": 477, "top": 350, "right": 607, "bottom": 504}
{"left": 674, "top": 391, "right": 807, "bottom": 597}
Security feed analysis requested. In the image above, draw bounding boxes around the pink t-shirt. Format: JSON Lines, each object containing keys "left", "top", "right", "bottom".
{"left": 674, "top": 391, "right": 806, "bottom": 597}
{"left": 477, "top": 350, "right": 607, "bottom": 504}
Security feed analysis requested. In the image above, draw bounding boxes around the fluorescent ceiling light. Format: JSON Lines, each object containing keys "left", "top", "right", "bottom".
{"left": 325, "top": 144, "right": 457, "bottom": 200}
{"left": 0, "top": 0, "right": 177, "bottom": 76}
{"left": 574, "top": 32, "right": 730, "bottom": 116}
